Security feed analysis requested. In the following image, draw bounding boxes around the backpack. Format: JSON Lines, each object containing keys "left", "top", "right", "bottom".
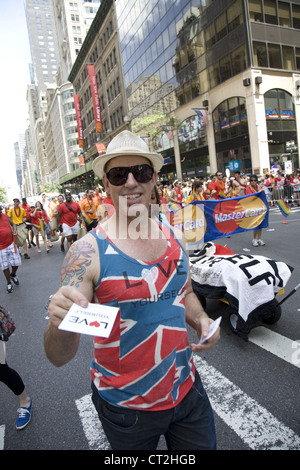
{"left": 0, "top": 305, "right": 16, "bottom": 341}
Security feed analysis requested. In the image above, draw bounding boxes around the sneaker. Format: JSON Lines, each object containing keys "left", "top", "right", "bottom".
{"left": 7, "top": 283, "right": 13, "bottom": 293}
{"left": 24, "top": 253, "right": 30, "bottom": 259}
{"left": 252, "top": 239, "right": 258, "bottom": 247}
{"left": 10, "top": 274, "right": 19, "bottom": 285}
{"left": 16, "top": 398, "right": 32, "bottom": 430}
{"left": 257, "top": 239, "right": 265, "bottom": 246}
{"left": 31, "top": 241, "right": 36, "bottom": 247}
{"left": 60, "top": 245, "right": 65, "bottom": 252}
{"left": 28, "top": 243, "right": 31, "bottom": 248}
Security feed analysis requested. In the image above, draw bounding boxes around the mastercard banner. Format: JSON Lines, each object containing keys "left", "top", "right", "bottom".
{"left": 168, "top": 191, "right": 269, "bottom": 246}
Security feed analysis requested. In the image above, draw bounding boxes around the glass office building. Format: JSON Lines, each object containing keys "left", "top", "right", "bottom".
{"left": 115, "top": 0, "right": 300, "bottom": 179}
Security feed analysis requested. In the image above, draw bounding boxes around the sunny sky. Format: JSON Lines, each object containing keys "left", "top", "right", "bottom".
{"left": 0, "top": 0, "right": 31, "bottom": 198}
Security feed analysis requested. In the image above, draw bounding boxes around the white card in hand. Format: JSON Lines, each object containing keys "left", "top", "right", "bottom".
{"left": 58, "top": 302, "right": 119, "bottom": 337}
{"left": 198, "top": 316, "right": 221, "bottom": 344}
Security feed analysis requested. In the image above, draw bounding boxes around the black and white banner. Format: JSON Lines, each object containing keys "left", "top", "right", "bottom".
{"left": 190, "top": 244, "right": 293, "bottom": 340}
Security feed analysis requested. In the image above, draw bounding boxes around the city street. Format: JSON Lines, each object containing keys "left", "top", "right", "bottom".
{"left": 1, "top": 206, "right": 299, "bottom": 451}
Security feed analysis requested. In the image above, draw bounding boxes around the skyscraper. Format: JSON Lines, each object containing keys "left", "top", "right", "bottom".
{"left": 24, "top": 0, "right": 59, "bottom": 96}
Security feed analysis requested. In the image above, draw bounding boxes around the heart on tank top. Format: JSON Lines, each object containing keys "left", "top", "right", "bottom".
{"left": 141, "top": 266, "right": 159, "bottom": 284}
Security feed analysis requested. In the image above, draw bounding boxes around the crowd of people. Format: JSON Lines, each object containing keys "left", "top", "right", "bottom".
{"left": 157, "top": 168, "right": 300, "bottom": 207}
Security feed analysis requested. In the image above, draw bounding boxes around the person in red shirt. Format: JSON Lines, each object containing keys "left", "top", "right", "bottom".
{"left": 57, "top": 191, "right": 82, "bottom": 249}
{"left": 30, "top": 202, "right": 50, "bottom": 253}
{"left": 211, "top": 172, "right": 226, "bottom": 199}
{"left": 169, "top": 180, "right": 183, "bottom": 207}
{"left": 0, "top": 207, "right": 21, "bottom": 293}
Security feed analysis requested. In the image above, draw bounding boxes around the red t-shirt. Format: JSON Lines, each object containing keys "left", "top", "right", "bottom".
{"left": 40, "top": 209, "right": 49, "bottom": 224}
{"left": 0, "top": 213, "right": 13, "bottom": 249}
{"left": 57, "top": 201, "right": 81, "bottom": 226}
{"left": 30, "top": 209, "right": 42, "bottom": 228}
{"left": 22, "top": 203, "right": 31, "bottom": 220}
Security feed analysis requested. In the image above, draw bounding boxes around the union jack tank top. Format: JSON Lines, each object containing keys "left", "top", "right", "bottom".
{"left": 90, "top": 221, "right": 195, "bottom": 410}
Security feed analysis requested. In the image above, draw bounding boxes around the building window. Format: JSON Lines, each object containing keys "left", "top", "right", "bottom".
{"left": 205, "top": 22, "right": 216, "bottom": 49}
{"left": 249, "top": 0, "right": 263, "bottom": 22}
{"left": 278, "top": 1, "right": 291, "bottom": 27}
{"left": 264, "top": 0, "right": 278, "bottom": 25}
{"left": 231, "top": 45, "right": 247, "bottom": 74}
{"left": 219, "top": 54, "right": 232, "bottom": 82}
{"left": 253, "top": 41, "right": 268, "bottom": 67}
{"left": 268, "top": 43, "right": 281, "bottom": 68}
{"left": 265, "top": 89, "right": 295, "bottom": 122}
{"left": 282, "top": 46, "right": 295, "bottom": 70}
{"left": 292, "top": 4, "right": 300, "bottom": 29}
{"left": 296, "top": 47, "right": 300, "bottom": 69}
{"left": 208, "top": 63, "right": 219, "bottom": 88}
{"left": 215, "top": 12, "right": 227, "bottom": 42}
{"left": 227, "top": 0, "right": 243, "bottom": 32}
{"left": 213, "top": 97, "right": 248, "bottom": 142}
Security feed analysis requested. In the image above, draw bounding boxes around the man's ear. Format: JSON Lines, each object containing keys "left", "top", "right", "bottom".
{"left": 102, "top": 174, "right": 109, "bottom": 192}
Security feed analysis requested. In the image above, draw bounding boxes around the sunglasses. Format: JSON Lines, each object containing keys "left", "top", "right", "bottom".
{"left": 250, "top": 179, "right": 257, "bottom": 182}
{"left": 106, "top": 164, "right": 154, "bottom": 186}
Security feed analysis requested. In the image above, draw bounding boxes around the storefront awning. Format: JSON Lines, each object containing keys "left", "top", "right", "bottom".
{"left": 59, "top": 160, "right": 93, "bottom": 185}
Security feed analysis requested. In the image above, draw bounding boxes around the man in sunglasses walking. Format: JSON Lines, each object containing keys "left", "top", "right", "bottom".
{"left": 44, "top": 130, "right": 220, "bottom": 450}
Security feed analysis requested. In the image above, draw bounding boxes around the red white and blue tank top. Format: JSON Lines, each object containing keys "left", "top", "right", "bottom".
{"left": 90, "top": 221, "right": 195, "bottom": 411}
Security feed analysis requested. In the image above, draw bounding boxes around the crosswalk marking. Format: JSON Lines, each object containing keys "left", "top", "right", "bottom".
{"left": 0, "top": 425, "right": 5, "bottom": 450}
{"left": 194, "top": 356, "right": 300, "bottom": 450}
{"left": 249, "top": 327, "right": 300, "bottom": 368}
{"left": 76, "top": 351, "right": 300, "bottom": 450}
{"left": 75, "top": 393, "right": 110, "bottom": 450}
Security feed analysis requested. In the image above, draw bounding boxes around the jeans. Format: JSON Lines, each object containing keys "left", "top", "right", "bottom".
{"left": 91, "top": 370, "right": 216, "bottom": 450}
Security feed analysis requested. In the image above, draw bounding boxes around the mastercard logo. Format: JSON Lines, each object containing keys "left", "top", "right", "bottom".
{"left": 213, "top": 196, "right": 267, "bottom": 234}
{"left": 173, "top": 204, "right": 206, "bottom": 244}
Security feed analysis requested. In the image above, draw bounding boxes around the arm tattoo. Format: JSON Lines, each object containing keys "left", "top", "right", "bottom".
{"left": 61, "top": 240, "right": 95, "bottom": 287}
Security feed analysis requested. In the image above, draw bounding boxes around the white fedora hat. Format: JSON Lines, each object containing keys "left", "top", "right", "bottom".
{"left": 92, "top": 130, "right": 164, "bottom": 179}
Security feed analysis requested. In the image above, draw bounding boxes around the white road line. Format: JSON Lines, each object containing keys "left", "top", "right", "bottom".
{"left": 194, "top": 356, "right": 300, "bottom": 450}
{"left": 0, "top": 425, "right": 5, "bottom": 450}
{"left": 75, "top": 393, "right": 110, "bottom": 450}
{"left": 249, "top": 327, "right": 300, "bottom": 368}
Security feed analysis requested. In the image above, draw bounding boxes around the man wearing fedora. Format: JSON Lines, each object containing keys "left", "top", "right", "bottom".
{"left": 44, "top": 130, "right": 220, "bottom": 450}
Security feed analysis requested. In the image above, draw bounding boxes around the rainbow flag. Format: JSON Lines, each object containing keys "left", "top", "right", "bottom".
{"left": 167, "top": 202, "right": 182, "bottom": 212}
{"left": 31, "top": 221, "right": 44, "bottom": 232}
{"left": 276, "top": 199, "right": 291, "bottom": 217}
{"left": 81, "top": 209, "right": 93, "bottom": 225}
{"left": 218, "top": 190, "right": 227, "bottom": 199}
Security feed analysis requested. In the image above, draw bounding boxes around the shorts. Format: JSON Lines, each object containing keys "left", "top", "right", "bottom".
{"left": 32, "top": 226, "right": 41, "bottom": 236}
{"left": 62, "top": 221, "right": 80, "bottom": 237}
{"left": 0, "top": 241, "right": 22, "bottom": 271}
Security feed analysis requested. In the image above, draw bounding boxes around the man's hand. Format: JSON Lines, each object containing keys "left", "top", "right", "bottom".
{"left": 190, "top": 315, "right": 220, "bottom": 353}
{"left": 48, "top": 285, "right": 89, "bottom": 329}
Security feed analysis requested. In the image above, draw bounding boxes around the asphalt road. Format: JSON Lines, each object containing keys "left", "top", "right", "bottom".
{"left": 1, "top": 205, "right": 299, "bottom": 452}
